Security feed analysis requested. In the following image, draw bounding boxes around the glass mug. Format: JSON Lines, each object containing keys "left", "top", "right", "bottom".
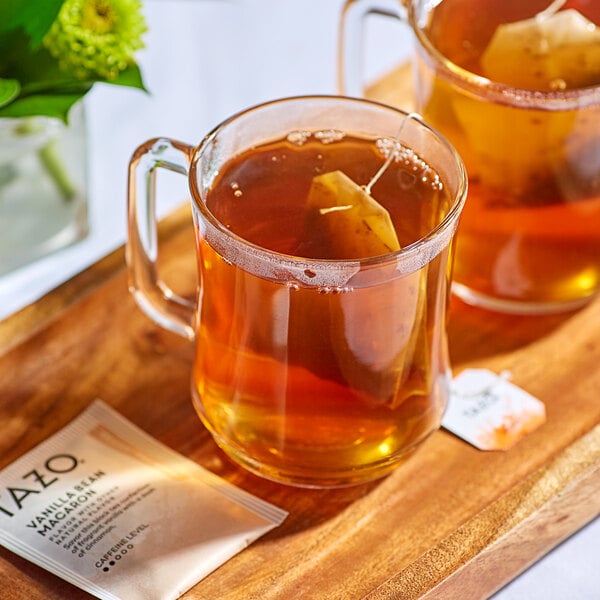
{"left": 340, "top": 0, "right": 600, "bottom": 314}
{"left": 127, "top": 96, "right": 467, "bottom": 488}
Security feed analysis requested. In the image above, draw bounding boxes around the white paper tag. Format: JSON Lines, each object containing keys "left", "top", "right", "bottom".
{"left": 443, "top": 369, "right": 546, "bottom": 451}
{"left": 0, "top": 400, "right": 287, "bottom": 600}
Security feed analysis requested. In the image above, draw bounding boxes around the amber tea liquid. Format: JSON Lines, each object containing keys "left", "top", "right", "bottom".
{"left": 417, "top": 0, "right": 600, "bottom": 312}
{"left": 191, "top": 132, "right": 453, "bottom": 486}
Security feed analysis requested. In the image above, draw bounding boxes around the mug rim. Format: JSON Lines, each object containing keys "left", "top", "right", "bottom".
{"left": 188, "top": 95, "right": 467, "bottom": 275}
{"left": 408, "top": 1, "right": 600, "bottom": 111}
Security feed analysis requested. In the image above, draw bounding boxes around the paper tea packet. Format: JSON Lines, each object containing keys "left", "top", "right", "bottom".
{"left": 0, "top": 400, "right": 287, "bottom": 600}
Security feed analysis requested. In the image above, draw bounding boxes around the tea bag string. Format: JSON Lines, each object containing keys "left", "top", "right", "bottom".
{"left": 536, "top": 0, "right": 566, "bottom": 21}
{"left": 364, "top": 112, "right": 423, "bottom": 196}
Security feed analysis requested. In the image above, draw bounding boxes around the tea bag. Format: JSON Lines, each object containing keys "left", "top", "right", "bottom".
{"left": 451, "top": 1, "right": 598, "bottom": 200}
{"left": 481, "top": 4, "right": 600, "bottom": 90}
{"left": 306, "top": 170, "right": 400, "bottom": 259}
{"left": 304, "top": 121, "right": 431, "bottom": 407}
{"left": 329, "top": 267, "right": 430, "bottom": 409}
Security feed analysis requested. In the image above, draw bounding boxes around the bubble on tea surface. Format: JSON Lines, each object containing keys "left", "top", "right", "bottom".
{"left": 375, "top": 137, "right": 443, "bottom": 191}
{"left": 312, "top": 153, "right": 325, "bottom": 175}
{"left": 398, "top": 170, "right": 417, "bottom": 189}
{"left": 314, "top": 129, "right": 346, "bottom": 144}
{"left": 287, "top": 130, "right": 312, "bottom": 146}
{"left": 550, "top": 78, "right": 567, "bottom": 91}
{"left": 230, "top": 182, "right": 243, "bottom": 198}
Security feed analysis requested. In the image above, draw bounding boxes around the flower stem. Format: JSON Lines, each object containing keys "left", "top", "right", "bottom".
{"left": 38, "top": 139, "right": 77, "bottom": 202}
{"left": 16, "top": 118, "right": 78, "bottom": 203}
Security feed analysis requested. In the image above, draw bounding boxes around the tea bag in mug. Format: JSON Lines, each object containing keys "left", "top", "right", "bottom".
{"left": 482, "top": 2, "right": 600, "bottom": 90}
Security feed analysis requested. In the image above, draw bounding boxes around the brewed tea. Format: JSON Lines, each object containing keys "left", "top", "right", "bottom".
{"left": 191, "top": 131, "right": 452, "bottom": 485}
{"left": 419, "top": 0, "right": 600, "bottom": 310}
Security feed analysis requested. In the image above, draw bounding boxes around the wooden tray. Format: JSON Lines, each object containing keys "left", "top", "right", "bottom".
{"left": 1, "top": 202, "right": 599, "bottom": 600}
{"left": 1, "top": 66, "right": 600, "bottom": 597}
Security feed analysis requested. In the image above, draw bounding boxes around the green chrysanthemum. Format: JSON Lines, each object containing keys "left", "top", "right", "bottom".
{"left": 43, "top": 0, "right": 146, "bottom": 81}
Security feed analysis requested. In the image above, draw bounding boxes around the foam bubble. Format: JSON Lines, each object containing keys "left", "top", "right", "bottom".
{"left": 314, "top": 129, "right": 346, "bottom": 144}
{"left": 375, "top": 137, "right": 444, "bottom": 191}
{"left": 287, "top": 131, "right": 312, "bottom": 146}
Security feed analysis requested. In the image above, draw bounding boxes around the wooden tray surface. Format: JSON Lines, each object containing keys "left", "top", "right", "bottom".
{"left": 1, "top": 68, "right": 599, "bottom": 597}
{"left": 1, "top": 203, "right": 599, "bottom": 600}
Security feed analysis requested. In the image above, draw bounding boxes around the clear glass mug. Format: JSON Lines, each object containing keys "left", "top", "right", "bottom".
{"left": 340, "top": 0, "right": 600, "bottom": 314}
{"left": 127, "top": 96, "right": 467, "bottom": 488}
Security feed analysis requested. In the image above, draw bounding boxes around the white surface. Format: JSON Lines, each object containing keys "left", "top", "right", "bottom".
{"left": 492, "top": 517, "right": 600, "bottom": 599}
{"left": 0, "top": 0, "right": 402, "bottom": 320}
{"left": 0, "top": 1, "right": 598, "bottom": 597}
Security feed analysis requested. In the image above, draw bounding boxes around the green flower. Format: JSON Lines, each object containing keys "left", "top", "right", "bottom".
{"left": 43, "top": 0, "right": 146, "bottom": 81}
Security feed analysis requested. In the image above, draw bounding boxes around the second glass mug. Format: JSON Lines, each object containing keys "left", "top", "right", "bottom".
{"left": 127, "top": 96, "right": 467, "bottom": 488}
{"left": 340, "top": 0, "right": 600, "bottom": 314}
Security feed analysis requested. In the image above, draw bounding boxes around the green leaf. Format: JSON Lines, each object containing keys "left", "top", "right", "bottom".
{"left": 0, "top": 92, "right": 85, "bottom": 121}
{"left": 0, "top": 29, "right": 59, "bottom": 83}
{"left": 20, "top": 78, "right": 93, "bottom": 97}
{"left": 0, "top": 78, "right": 20, "bottom": 107}
{"left": 107, "top": 64, "right": 148, "bottom": 92}
{"left": 0, "top": 0, "right": 64, "bottom": 47}
{"left": 0, "top": 2, "right": 149, "bottom": 120}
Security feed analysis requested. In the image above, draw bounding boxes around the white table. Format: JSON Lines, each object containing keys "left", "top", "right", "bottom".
{"left": 0, "top": 1, "right": 598, "bottom": 597}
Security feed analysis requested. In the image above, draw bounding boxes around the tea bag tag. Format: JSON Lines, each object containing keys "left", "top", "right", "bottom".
{"left": 307, "top": 170, "right": 401, "bottom": 258}
{"left": 481, "top": 4, "right": 600, "bottom": 89}
{"left": 443, "top": 369, "right": 546, "bottom": 451}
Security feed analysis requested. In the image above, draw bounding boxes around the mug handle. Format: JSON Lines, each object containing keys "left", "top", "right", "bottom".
{"left": 127, "top": 138, "right": 196, "bottom": 341}
{"left": 338, "top": 0, "right": 406, "bottom": 96}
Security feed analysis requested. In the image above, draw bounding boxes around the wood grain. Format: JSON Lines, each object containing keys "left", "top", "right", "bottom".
{"left": 1, "top": 70, "right": 599, "bottom": 598}
{"left": 1, "top": 203, "right": 598, "bottom": 599}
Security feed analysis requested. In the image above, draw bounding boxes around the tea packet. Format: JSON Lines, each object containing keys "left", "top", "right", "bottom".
{"left": 0, "top": 400, "right": 287, "bottom": 600}
{"left": 481, "top": 6, "right": 600, "bottom": 90}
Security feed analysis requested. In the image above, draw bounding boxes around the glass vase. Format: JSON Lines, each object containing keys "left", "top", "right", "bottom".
{"left": 0, "top": 102, "right": 88, "bottom": 275}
